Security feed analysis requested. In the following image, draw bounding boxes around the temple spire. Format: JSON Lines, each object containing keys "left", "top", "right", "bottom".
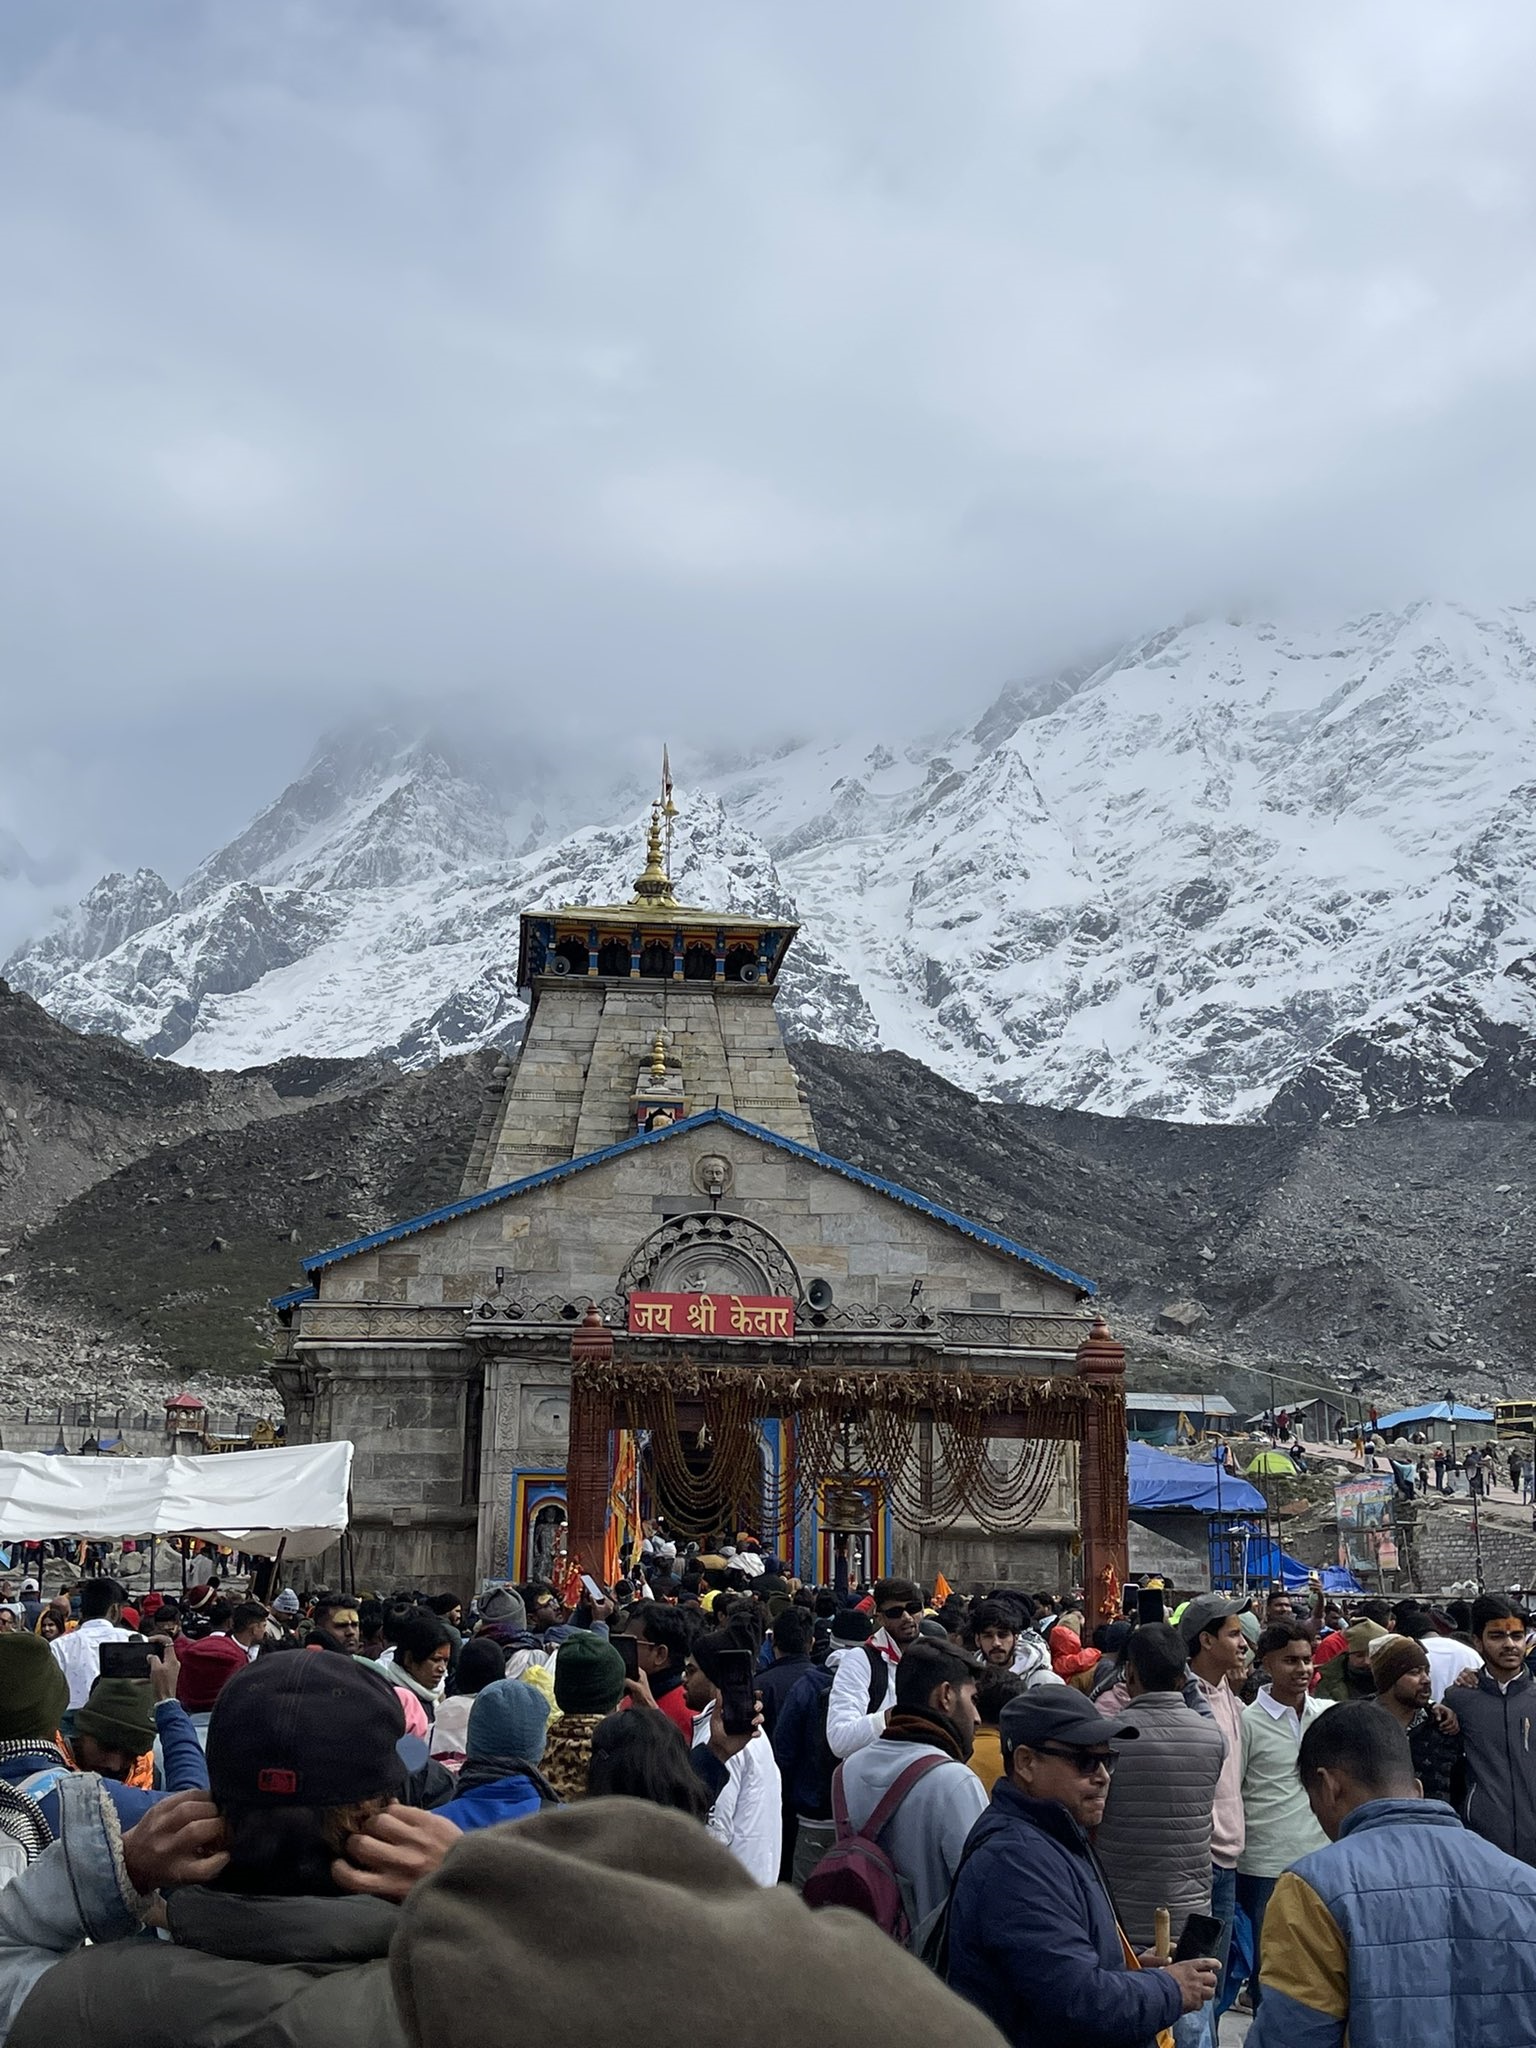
{"left": 631, "top": 800, "right": 677, "bottom": 905}
{"left": 631, "top": 748, "right": 680, "bottom": 906}
{"left": 662, "top": 745, "right": 678, "bottom": 881}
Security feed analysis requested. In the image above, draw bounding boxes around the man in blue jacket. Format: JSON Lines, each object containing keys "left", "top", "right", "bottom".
{"left": 947, "top": 1689, "right": 1218, "bottom": 2047}
{"left": 1251, "top": 1701, "right": 1536, "bottom": 2047}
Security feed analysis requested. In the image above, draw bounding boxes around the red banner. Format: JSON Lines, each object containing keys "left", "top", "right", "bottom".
{"left": 627, "top": 1291, "right": 796, "bottom": 1339}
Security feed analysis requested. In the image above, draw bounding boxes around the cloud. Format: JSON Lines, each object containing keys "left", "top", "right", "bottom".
{"left": 3, "top": 0, "right": 1536, "bottom": 924}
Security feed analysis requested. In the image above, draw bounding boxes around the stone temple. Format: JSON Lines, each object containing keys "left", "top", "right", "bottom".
{"left": 273, "top": 785, "right": 1128, "bottom": 1601}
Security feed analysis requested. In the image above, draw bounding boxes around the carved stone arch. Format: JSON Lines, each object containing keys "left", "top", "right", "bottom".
{"left": 617, "top": 1212, "right": 803, "bottom": 1300}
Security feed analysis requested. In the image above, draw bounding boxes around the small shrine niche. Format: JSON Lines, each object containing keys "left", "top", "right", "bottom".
{"left": 632, "top": 1030, "right": 687, "bottom": 1134}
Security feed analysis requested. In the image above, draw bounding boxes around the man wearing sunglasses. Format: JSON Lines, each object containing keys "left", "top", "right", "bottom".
{"left": 947, "top": 1690, "right": 1217, "bottom": 2046}
{"left": 1450, "top": 1593, "right": 1536, "bottom": 1866}
{"left": 827, "top": 1579, "right": 925, "bottom": 1760}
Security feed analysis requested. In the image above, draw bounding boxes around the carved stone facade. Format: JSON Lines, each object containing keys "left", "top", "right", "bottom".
{"left": 273, "top": 806, "right": 1109, "bottom": 1593}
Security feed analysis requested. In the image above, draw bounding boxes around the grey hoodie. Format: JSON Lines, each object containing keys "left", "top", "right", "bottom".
{"left": 837, "top": 1729, "right": 988, "bottom": 1928}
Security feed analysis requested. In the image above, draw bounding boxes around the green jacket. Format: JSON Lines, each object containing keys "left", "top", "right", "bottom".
{"left": 11, "top": 1885, "right": 406, "bottom": 2048}
{"left": 1313, "top": 1655, "right": 1378, "bottom": 1705}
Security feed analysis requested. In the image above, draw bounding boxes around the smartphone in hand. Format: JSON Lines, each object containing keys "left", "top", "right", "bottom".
{"left": 714, "top": 1647, "right": 758, "bottom": 1737}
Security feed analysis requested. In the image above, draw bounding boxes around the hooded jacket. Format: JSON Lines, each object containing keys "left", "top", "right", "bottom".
{"left": 1453, "top": 1665, "right": 1536, "bottom": 1865}
{"left": 947, "top": 1780, "right": 1182, "bottom": 2048}
{"left": 1249, "top": 1797, "right": 1536, "bottom": 2048}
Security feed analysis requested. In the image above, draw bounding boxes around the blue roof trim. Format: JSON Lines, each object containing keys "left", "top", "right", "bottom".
{"left": 270, "top": 1284, "right": 318, "bottom": 1311}
{"left": 296, "top": 1108, "right": 1097, "bottom": 1294}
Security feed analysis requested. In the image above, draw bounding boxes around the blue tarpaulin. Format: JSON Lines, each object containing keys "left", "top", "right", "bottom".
{"left": 1375, "top": 1401, "right": 1493, "bottom": 1431}
{"left": 1245, "top": 1535, "right": 1364, "bottom": 1595}
{"left": 1129, "top": 1441, "right": 1267, "bottom": 1514}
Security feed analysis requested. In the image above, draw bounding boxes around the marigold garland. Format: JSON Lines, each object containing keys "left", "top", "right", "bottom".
{"left": 569, "top": 1356, "right": 1125, "bottom": 1541}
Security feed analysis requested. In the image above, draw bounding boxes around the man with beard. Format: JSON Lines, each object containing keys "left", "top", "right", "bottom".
{"left": 1369, "top": 1635, "right": 1463, "bottom": 1805}
{"left": 965, "top": 1600, "right": 1058, "bottom": 1690}
{"left": 834, "top": 1641, "right": 987, "bottom": 1929}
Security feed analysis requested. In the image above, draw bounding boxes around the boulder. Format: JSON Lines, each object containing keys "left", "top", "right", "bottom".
{"left": 1156, "top": 1298, "right": 1209, "bottom": 1337}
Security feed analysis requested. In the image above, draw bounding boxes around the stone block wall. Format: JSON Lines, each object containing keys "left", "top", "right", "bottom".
{"left": 476, "top": 982, "right": 816, "bottom": 1194}
{"left": 317, "top": 1125, "right": 1084, "bottom": 1322}
{"left": 277, "top": 1344, "right": 479, "bottom": 1594}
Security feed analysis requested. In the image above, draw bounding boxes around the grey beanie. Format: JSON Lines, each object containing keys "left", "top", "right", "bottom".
{"left": 467, "top": 1678, "right": 551, "bottom": 1764}
{"left": 479, "top": 1584, "right": 528, "bottom": 1631}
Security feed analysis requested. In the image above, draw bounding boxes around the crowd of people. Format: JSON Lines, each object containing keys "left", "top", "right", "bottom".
{"left": 0, "top": 1553, "right": 1534, "bottom": 2043}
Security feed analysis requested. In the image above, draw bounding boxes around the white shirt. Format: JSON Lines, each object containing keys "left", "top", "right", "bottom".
{"left": 1255, "top": 1685, "right": 1307, "bottom": 1740}
{"left": 1424, "top": 1636, "right": 1483, "bottom": 1703}
{"left": 49, "top": 1617, "right": 130, "bottom": 1709}
{"left": 692, "top": 1705, "right": 782, "bottom": 1886}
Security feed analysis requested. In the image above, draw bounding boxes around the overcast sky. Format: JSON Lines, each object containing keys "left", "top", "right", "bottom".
{"left": 5, "top": 0, "right": 1536, "bottom": 944}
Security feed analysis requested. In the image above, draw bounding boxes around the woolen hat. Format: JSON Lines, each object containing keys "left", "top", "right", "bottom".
{"left": 390, "top": 1801, "right": 1009, "bottom": 2048}
{"left": 999, "top": 1688, "right": 1142, "bottom": 1751}
{"left": 831, "top": 1609, "right": 873, "bottom": 1644}
{"left": 1345, "top": 1620, "right": 1388, "bottom": 1653}
{"left": 467, "top": 1677, "right": 551, "bottom": 1764}
{"left": 0, "top": 1634, "right": 68, "bottom": 1741}
{"left": 175, "top": 1632, "right": 251, "bottom": 1712}
{"left": 206, "top": 1649, "right": 407, "bottom": 1807}
{"left": 272, "top": 1590, "right": 301, "bottom": 1616}
{"left": 75, "top": 1676, "right": 156, "bottom": 1756}
{"left": 478, "top": 1585, "right": 528, "bottom": 1632}
{"left": 553, "top": 1633, "right": 627, "bottom": 1716}
{"left": 1371, "top": 1634, "right": 1429, "bottom": 1695}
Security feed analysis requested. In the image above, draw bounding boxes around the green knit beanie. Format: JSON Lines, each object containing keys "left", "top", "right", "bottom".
{"left": 553, "top": 1632, "right": 627, "bottom": 1716}
{"left": 75, "top": 1676, "right": 156, "bottom": 1756}
{"left": 0, "top": 1634, "right": 69, "bottom": 1741}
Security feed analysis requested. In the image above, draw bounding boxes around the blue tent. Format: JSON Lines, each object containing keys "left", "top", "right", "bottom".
{"left": 1129, "top": 1441, "right": 1267, "bottom": 1514}
{"left": 1245, "top": 1536, "right": 1364, "bottom": 1596}
{"left": 1375, "top": 1401, "right": 1492, "bottom": 1431}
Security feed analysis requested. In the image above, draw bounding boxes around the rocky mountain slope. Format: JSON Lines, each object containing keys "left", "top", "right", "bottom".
{"left": 12, "top": 602, "right": 1536, "bottom": 1124}
{"left": 6, "top": 990, "right": 1532, "bottom": 1420}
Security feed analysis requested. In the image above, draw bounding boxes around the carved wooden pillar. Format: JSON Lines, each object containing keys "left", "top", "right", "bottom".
{"left": 566, "top": 1306, "right": 614, "bottom": 1576}
{"left": 1076, "top": 1313, "right": 1129, "bottom": 1624}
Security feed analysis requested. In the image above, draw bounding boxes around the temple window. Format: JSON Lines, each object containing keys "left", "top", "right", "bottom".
{"left": 683, "top": 941, "right": 715, "bottom": 981}
{"left": 724, "top": 942, "right": 760, "bottom": 983}
{"left": 552, "top": 936, "right": 588, "bottom": 976}
{"left": 597, "top": 938, "right": 631, "bottom": 976}
{"left": 639, "top": 939, "right": 672, "bottom": 979}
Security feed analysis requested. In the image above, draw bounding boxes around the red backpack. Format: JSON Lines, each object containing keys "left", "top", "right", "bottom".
{"left": 802, "top": 1752, "right": 946, "bottom": 1944}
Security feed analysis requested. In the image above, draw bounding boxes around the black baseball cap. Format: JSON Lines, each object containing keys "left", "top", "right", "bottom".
{"left": 999, "top": 1688, "right": 1141, "bottom": 1751}
{"left": 206, "top": 1648, "right": 408, "bottom": 1807}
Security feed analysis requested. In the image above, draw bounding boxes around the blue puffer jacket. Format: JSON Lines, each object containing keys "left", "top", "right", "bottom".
{"left": 1249, "top": 1797, "right": 1536, "bottom": 2048}
{"left": 946, "top": 1780, "right": 1182, "bottom": 2048}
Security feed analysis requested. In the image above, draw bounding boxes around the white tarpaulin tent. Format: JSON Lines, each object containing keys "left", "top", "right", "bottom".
{"left": 0, "top": 1441, "right": 352, "bottom": 1558}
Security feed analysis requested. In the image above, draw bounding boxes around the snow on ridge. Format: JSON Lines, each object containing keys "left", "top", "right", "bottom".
{"left": 10, "top": 600, "right": 1536, "bottom": 1123}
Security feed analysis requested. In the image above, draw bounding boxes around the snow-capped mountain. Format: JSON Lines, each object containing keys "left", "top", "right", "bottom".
{"left": 11, "top": 600, "right": 1536, "bottom": 1123}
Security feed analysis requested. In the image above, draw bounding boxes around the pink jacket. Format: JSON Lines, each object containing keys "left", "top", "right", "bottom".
{"left": 1190, "top": 1668, "right": 1245, "bottom": 1868}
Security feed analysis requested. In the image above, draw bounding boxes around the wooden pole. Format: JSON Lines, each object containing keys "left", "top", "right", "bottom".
{"left": 566, "top": 1307, "right": 616, "bottom": 1577}
{"left": 1076, "top": 1314, "right": 1129, "bottom": 1623}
